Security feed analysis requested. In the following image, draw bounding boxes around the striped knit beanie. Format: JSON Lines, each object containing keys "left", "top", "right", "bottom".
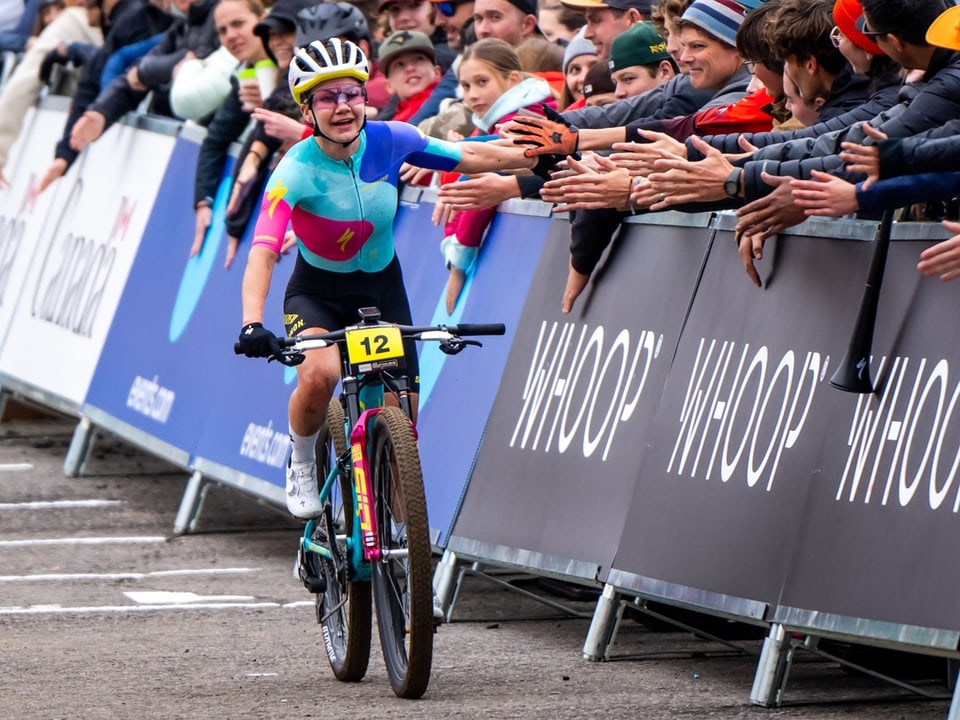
{"left": 680, "top": 0, "right": 751, "bottom": 47}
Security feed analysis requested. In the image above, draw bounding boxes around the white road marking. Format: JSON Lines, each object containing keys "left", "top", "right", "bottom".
{"left": 0, "top": 463, "right": 33, "bottom": 471}
{"left": 0, "top": 602, "right": 284, "bottom": 615}
{"left": 125, "top": 591, "right": 256, "bottom": 604}
{"left": 0, "top": 499, "right": 125, "bottom": 509}
{"left": 0, "top": 568, "right": 258, "bottom": 583}
{"left": 245, "top": 673, "right": 279, "bottom": 678}
{"left": 0, "top": 536, "right": 166, "bottom": 547}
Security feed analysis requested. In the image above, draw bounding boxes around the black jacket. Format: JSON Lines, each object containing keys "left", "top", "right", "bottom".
{"left": 89, "top": 0, "right": 219, "bottom": 130}
{"left": 55, "top": 0, "right": 173, "bottom": 166}
{"left": 739, "top": 48, "right": 960, "bottom": 201}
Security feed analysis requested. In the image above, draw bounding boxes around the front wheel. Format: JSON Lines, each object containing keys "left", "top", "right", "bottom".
{"left": 315, "top": 399, "right": 371, "bottom": 682}
{"left": 369, "top": 406, "right": 434, "bottom": 699}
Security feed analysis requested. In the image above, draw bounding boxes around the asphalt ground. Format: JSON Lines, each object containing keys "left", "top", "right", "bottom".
{"left": 0, "top": 408, "right": 954, "bottom": 719}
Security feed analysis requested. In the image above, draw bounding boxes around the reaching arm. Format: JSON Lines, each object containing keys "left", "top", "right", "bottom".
{"left": 453, "top": 140, "right": 536, "bottom": 175}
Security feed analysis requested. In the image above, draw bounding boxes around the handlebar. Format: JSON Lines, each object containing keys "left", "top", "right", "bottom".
{"left": 234, "top": 320, "right": 505, "bottom": 365}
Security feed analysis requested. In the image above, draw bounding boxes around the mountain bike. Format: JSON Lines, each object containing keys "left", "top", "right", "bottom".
{"left": 237, "top": 307, "right": 504, "bottom": 698}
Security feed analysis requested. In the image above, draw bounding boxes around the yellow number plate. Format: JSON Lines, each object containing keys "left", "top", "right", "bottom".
{"left": 344, "top": 326, "right": 404, "bottom": 366}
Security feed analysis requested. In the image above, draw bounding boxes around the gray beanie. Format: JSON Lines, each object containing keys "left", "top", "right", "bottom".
{"left": 562, "top": 29, "right": 597, "bottom": 74}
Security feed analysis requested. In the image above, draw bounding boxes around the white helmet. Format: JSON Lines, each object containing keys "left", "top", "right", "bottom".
{"left": 288, "top": 38, "right": 370, "bottom": 104}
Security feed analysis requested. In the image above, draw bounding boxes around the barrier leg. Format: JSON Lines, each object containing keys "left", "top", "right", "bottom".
{"left": 750, "top": 623, "right": 792, "bottom": 707}
{"left": 63, "top": 417, "right": 96, "bottom": 478}
{"left": 582, "top": 583, "right": 622, "bottom": 661}
{"left": 173, "top": 471, "right": 211, "bottom": 536}
{"left": 432, "top": 550, "right": 460, "bottom": 622}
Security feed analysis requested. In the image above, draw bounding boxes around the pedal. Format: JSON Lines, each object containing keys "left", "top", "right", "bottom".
{"left": 297, "top": 546, "right": 326, "bottom": 594}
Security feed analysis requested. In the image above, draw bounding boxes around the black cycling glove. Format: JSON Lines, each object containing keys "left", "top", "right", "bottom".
{"left": 237, "top": 322, "right": 283, "bottom": 359}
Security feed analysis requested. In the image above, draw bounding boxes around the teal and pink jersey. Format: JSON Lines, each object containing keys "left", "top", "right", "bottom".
{"left": 252, "top": 121, "right": 463, "bottom": 273}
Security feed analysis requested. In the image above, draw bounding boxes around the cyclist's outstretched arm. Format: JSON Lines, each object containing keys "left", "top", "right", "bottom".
{"left": 453, "top": 141, "right": 537, "bottom": 175}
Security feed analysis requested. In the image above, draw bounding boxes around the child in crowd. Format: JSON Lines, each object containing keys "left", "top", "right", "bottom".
{"left": 379, "top": 29, "right": 441, "bottom": 121}
{"left": 438, "top": 38, "right": 555, "bottom": 312}
{"left": 558, "top": 28, "right": 596, "bottom": 110}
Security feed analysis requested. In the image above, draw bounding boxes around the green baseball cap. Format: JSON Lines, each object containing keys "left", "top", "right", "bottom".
{"left": 608, "top": 22, "right": 671, "bottom": 74}
{"left": 378, "top": 30, "right": 436, "bottom": 76}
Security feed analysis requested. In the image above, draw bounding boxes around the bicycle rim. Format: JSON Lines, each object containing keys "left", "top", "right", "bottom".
{"left": 370, "top": 406, "right": 434, "bottom": 699}
{"left": 316, "top": 400, "right": 371, "bottom": 682}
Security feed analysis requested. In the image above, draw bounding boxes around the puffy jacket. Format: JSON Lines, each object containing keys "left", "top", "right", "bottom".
{"left": 739, "top": 48, "right": 960, "bottom": 201}
{"left": 875, "top": 119, "right": 960, "bottom": 177}
{"left": 856, "top": 172, "right": 960, "bottom": 216}
{"left": 169, "top": 44, "right": 238, "bottom": 121}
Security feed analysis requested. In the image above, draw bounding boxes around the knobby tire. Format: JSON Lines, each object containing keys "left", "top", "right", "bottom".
{"left": 316, "top": 399, "right": 371, "bottom": 682}
{"left": 370, "top": 406, "right": 434, "bottom": 699}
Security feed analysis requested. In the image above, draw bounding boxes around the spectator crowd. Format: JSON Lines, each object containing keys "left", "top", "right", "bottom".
{"left": 2, "top": 0, "right": 960, "bottom": 307}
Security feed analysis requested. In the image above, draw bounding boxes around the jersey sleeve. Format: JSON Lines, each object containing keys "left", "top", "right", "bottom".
{"left": 251, "top": 157, "right": 297, "bottom": 254}
{"left": 386, "top": 121, "right": 462, "bottom": 171}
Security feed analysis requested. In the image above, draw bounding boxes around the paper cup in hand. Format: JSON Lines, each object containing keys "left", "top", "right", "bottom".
{"left": 254, "top": 59, "right": 277, "bottom": 101}
{"left": 236, "top": 67, "right": 258, "bottom": 111}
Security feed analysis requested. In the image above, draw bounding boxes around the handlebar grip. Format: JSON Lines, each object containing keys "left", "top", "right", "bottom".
{"left": 233, "top": 342, "right": 242, "bottom": 354}
{"left": 233, "top": 337, "right": 298, "bottom": 355}
{"left": 453, "top": 323, "right": 505, "bottom": 336}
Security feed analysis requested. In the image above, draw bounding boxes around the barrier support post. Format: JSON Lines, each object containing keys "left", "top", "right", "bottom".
{"left": 64, "top": 417, "right": 96, "bottom": 477}
{"left": 433, "top": 549, "right": 460, "bottom": 622}
{"left": 582, "top": 583, "right": 623, "bottom": 661}
{"left": 948, "top": 667, "right": 960, "bottom": 720}
{"left": 173, "top": 471, "right": 211, "bottom": 535}
{"left": 750, "top": 623, "right": 792, "bottom": 707}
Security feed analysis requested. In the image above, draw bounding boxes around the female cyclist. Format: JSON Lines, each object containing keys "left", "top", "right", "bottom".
{"left": 236, "top": 37, "right": 537, "bottom": 518}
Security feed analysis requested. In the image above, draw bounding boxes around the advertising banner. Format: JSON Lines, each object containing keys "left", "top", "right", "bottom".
{"left": 0, "top": 121, "right": 174, "bottom": 409}
{"left": 451, "top": 215, "right": 713, "bottom": 575}
{"left": 0, "top": 107, "right": 71, "bottom": 359}
{"left": 81, "top": 136, "right": 278, "bottom": 468}
{"left": 776, "top": 235, "right": 960, "bottom": 637}
{"left": 607, "top": 225, "right": 885, "bottom": 616}
{"left": 396, "top": 200, "right": 551, "bottom": 544}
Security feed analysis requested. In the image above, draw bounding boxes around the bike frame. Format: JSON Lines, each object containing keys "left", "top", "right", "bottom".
{"left": 302, "top": 359, "right": 417, "bottom": 580}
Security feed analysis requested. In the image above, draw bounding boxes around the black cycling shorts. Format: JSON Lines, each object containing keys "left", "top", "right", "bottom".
{"left": 283, "top": 254, "right": 420, "bottom": 392}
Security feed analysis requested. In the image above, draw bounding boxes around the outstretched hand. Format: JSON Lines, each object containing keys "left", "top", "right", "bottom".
{"left": 839, "top": 122, "right": 887, "bottom": 190}
{"left": 790, "top": 170, "right": 859, "bottom": 217}
{"left": 505, "top": 114, "right": 579, "bottom": 158}
{"left": 918, "top": 220, "right": 960, "bottom": 282}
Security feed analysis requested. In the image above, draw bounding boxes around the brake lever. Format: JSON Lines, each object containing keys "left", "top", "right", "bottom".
{"left": 268, "top": 350, "right": 305, "bottom": 366}
{"left": 439, "top": 339, "right": 482, "bottom": 356}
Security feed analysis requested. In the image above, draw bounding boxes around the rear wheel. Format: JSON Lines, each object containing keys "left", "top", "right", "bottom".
{"left": 369, "top": 406, "right": 434, "bottom": 699}
{"left": 314, "top": 399, "right": 371, "bottom": 682}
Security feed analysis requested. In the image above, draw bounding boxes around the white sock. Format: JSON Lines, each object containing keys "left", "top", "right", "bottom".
{"left": 289, "top": 426, "right": 319, "bottom": 463}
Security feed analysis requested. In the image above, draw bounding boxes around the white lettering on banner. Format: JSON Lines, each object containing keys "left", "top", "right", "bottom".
{"left": 667, "top": 338, "right": 823, "bottom": 491}
{"left": 240, "top": 421, "right": 288, "bottom": 468}
{"left": 509, "top": 321, "right": 659, "bottom": 461}
{"left": 836, "top": 356, "right": 960, "bottom": 512}
{"left": 126, "top": 375, "right": 175, "bottom": 423}
{"left": 0, "top": 214, "right": 24, "bottom": 307}
{"left": 29, "top": 183, "right": 128, "bottom": 338}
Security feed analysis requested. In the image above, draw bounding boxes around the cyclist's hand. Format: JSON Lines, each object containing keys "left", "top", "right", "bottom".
{"left": 237, "top": 322, "right": 283, "bottom": 359}
{"left": 190, "top": 205, "right": 212, "bottom": 258}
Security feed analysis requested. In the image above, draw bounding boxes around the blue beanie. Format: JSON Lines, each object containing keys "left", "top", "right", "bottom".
{"left": 562, "top": 28, "right": 597, "bottom": 74}
{"left": 681, "top": 0, "right": 750, "bottom": 47}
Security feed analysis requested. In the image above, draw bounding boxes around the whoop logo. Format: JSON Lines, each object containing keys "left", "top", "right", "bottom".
{"left": 509, "top": 320, "right": 659, "bottom": 461}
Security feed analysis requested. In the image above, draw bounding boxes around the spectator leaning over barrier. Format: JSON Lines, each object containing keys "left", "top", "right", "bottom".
{"left": 234, "top": 37, "right": 541, "bottom": 517}
{"left": 639, "top": 0, "right": 959, "bottom": 283}
{"left": 790, "top": 8, "right": 960, "bottom": 281}
{"left": 35, "top": 0, "right": 173, "bottom": 193}
{"left": 436, "top": 37, "right": 555, "bottom": 313}
{"left": 687, "top": 0, "right": 902, "bottom": 160}
{"left": 0, "top": 0, "right": 102, "bottom": 189}
{"left": 27, "top": 0, "right": 66, "bottom": 50}
{"left": 537, "top": 2, "right": 584, "bottom": 43}
{"left": 69, "top": 0, "right": 220, "bottom": 152}
{"left": 559, "top": 0, "right": 649, "bottom": 60}
{"left": 608, "top": 20, "right": 676, "bottom": 100}
{"left": 473, "top": 0, "right": 539, "bottom": 46}
{"left": 188, "top": 0, "right": 278, "bottom": 268}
